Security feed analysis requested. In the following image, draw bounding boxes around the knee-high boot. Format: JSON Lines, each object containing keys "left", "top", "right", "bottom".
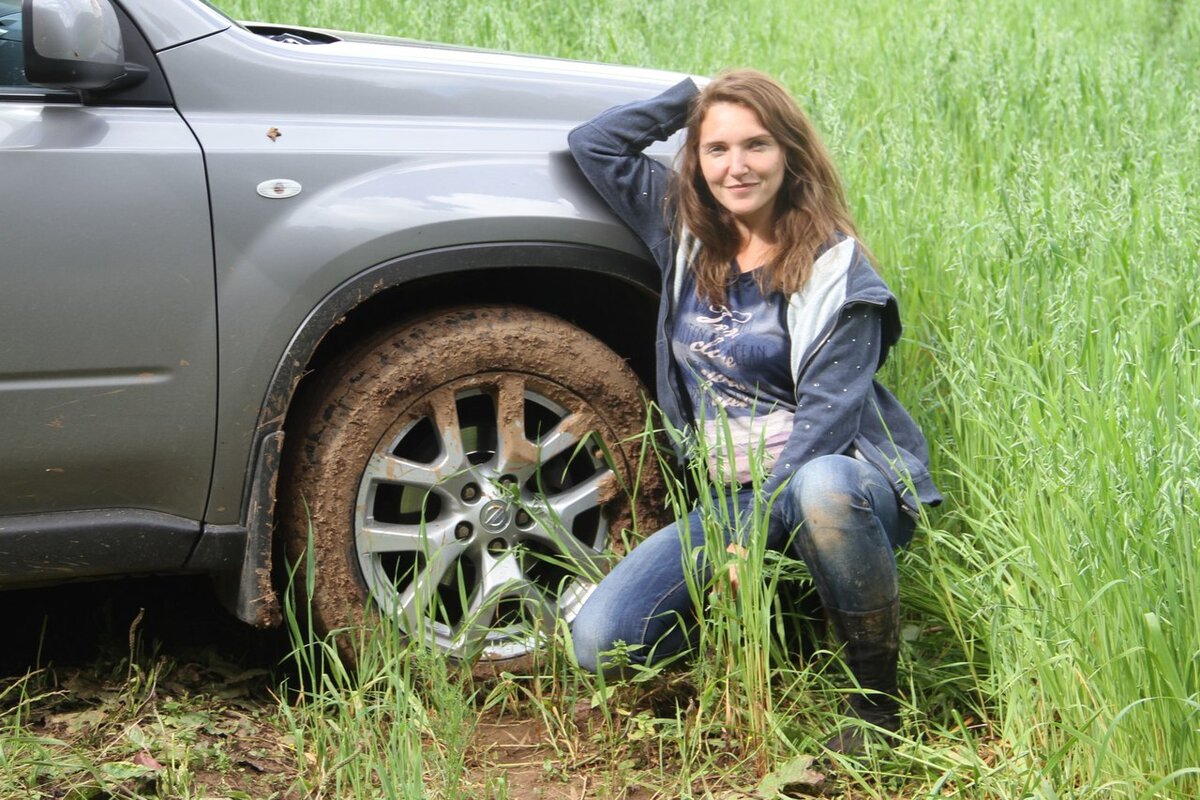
{"left": 824, "top": 598, "right": 902, "bottom": 754}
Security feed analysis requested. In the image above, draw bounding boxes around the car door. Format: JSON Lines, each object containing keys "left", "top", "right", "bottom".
{"left": 0, "top": 0, "right": 216, "bottom": 521}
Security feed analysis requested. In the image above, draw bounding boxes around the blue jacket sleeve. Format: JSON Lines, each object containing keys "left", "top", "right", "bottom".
{"left": 567, "top": 78, "right": 699, "bottom": 267}
{"left": 762, "top": 304, "right": 885, "bottom": 502}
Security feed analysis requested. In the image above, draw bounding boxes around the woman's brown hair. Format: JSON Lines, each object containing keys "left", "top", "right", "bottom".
{"left": 671, "top": 69, "right": 866, "bottom": 306}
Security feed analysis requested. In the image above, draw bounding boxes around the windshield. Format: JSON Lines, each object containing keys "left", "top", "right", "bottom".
{"left": 194, "top": 0, "right": 232, "bottom": 22}
{"left": 0, "top": 0, "right": 26, "bottom": 87}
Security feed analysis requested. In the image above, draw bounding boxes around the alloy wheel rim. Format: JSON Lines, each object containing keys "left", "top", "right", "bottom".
{"left": 353, "top": 373, "right": 618, "bottom": 661}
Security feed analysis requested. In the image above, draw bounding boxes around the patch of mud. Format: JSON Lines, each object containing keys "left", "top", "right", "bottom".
{"left": 466, "top": 712, "right": 657, "bottom": 800}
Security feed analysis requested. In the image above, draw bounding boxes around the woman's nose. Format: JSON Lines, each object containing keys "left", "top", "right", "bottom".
{"left": 730, "top": 150, "right": 750, "bottom": 175}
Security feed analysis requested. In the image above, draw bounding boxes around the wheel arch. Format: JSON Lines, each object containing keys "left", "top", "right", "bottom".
{"left": 213, "top": 241, "right": 662, "bottom": 627}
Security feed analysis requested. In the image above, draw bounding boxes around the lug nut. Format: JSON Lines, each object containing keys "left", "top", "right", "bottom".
{"left": 454, "top": 522, "right": 473, "bottom": 540}
{"left": 487, "top": 538, "right": 507, "bottom": 555}
{"left": 461, "top": 483, "right": 479, "bottom": 502}
{"left": 515, "top": 510, "right": 532, "bottom": 527}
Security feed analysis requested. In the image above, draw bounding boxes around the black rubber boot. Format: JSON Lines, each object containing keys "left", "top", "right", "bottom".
{"left": 823, "top": 600, "right": 902, "bottom": 755}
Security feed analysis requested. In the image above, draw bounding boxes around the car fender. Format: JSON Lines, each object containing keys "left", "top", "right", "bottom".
{"left": 193, "top": 170, "right": 660, "bottom": 627}
{"left": 202, "top": 145, "right": 658, "bottom": 516}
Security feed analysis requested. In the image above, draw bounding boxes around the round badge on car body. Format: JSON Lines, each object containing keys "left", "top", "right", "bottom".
{"left": 256, "top": 179, "right": 301, "bottom": 199}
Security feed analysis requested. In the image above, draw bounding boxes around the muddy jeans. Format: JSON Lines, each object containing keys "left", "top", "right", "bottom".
{"left": 571, "top": 454, "right": 914, "bottom": 675}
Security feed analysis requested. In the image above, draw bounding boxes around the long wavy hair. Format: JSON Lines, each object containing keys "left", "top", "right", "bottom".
{"left": 671, "top": 70, "right": 866, "bottom": 306}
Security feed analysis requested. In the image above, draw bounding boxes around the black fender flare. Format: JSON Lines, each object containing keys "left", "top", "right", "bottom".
{"left": 205, "top": 241, "right": 657, "bottom": 626}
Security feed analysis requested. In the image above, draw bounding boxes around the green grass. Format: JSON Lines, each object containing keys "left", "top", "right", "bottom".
{"left": 223, "top": 0, "right": 1200, "bottom": 796}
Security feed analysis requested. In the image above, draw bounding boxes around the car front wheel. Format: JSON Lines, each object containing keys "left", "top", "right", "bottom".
{"left": 281, "top": 305, "right": 661, "bottom": 670}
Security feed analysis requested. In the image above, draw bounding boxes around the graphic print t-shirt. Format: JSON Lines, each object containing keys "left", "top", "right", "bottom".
{"left": 671, "top": 267, "right": 796, "bottom": 483}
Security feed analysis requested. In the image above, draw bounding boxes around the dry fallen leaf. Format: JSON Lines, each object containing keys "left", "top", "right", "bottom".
{"left": 756, "top": 754, "right": 826, "bottom": 798}
{"left": 726, "top": 542, "right": 749, "bottom": 594}
{"left": 131, "top": 751, "right": 164, "bottom": 771}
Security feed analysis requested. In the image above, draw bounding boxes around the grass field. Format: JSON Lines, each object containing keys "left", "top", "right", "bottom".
{"left": 3, "top": 0, "right": 1197, "bottom": 797}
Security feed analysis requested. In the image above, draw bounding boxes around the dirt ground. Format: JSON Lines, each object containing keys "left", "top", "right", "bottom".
{"left": 4, "top": 576, "right": 881, "bottom": 800}
{"left": 0, "top": 578, "right": 711, "bottom": 800}
{"left": 0, "top": 577, "right": 297, "bottom": 798}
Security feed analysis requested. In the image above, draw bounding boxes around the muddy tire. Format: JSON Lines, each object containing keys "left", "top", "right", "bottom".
{"left": 280, "top": 306, "right": 663, "bottom": 671}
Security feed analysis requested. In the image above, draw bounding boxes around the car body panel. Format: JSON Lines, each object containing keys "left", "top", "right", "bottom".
{"left": 0, "top": 100, "right": 216, "bottom": 519}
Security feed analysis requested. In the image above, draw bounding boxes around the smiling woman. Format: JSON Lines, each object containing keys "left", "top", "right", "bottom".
{"left": 567, "top": 70, "right": 941, "bottom": 755}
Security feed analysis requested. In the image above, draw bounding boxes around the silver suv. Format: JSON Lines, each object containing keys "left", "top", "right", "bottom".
{"left": 1, "top": 0, "right": 680, "bottom": 667}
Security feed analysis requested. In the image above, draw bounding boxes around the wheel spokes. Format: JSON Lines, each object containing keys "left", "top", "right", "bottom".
{"left": 390, "top": 537, "right": 472, "bottom": 634}
{"left": 493, "top": 374, "right": 537, "bottom": 474}
{"left": 531, "top": 409, "right": 602, "bottom": 465}
{"left": 358, "top": 375, "right": 620, "bottom": 658}
{"left": 363, "top": 387, "right": 471, "bottom": 491}
{"left": 359, "top": 518, "right": 453, "bottom": 556}
{"left": 520, "top": 508, "right": 611, "bottom": 582}
{"left": 542, "top": 469, "right": 616, "bottom": 530}
{"left": 453, "top": 548, "right": 560, "bottom": 656}
{"left": 427, "top": 385, "right": 467, "bottom": 470}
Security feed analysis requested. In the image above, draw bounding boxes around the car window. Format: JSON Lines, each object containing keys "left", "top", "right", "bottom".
{"left": 0, "top": 1, "right": 27, "bottom": 88}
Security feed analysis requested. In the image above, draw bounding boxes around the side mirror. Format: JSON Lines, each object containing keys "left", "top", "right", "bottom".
{"left": 21, "top": 0, "right": 139, "bottom": 90}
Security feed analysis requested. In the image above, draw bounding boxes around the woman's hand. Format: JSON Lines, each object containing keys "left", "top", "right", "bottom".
{"left": 724, "top": 542, "right": 749, "bottom": 595}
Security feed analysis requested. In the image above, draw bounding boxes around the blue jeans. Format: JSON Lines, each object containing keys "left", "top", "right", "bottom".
{"left": 571, "top": 454, "right": 914, "bottom": 674}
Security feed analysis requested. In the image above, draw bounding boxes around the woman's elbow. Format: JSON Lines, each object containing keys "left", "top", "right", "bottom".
{"left": 567, "top": 124, "right": 596, "bottom": 160}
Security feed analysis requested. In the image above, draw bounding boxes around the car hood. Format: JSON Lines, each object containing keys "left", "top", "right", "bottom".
{"left": 159, "top": 17, "right": 689, "bottom": 125}
{"left": 328, "top": 26, "right": 674, "bottom": 80}
{"left": 247, "top": 21, "right": 685, "bottom": 83}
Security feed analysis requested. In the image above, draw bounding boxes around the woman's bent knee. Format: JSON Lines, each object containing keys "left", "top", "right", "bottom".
{"left": 571, "top": 597, "right": 619, "bottom": 674}
{"left": 778, "top": 455, "right": 872, "bottom": 527}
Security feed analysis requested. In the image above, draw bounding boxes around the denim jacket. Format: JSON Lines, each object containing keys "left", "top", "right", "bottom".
{"left": 568, "top": 79, "right": 941, "bottom": 512}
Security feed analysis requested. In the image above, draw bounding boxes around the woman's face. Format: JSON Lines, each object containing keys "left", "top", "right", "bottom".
{"left": 697, "top": 102, "right": 785, "bottom": 233}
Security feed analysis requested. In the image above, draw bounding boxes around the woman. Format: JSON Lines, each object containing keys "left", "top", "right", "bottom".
{"left": 566, "top": 71, "right": 941, "bottom": 753}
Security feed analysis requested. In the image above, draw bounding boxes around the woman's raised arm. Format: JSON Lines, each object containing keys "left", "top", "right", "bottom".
{"left": 568, "top": 78, "right": 698, "bottom": 263}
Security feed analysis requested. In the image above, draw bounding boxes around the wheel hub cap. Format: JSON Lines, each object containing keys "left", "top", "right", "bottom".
{"left": 479, "top": 498, "right": 513, "bottom": 532}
